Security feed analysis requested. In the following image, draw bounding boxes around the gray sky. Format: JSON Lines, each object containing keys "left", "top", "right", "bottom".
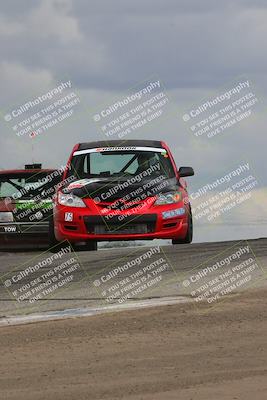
{"left": 0, "top": 0, "right": 266, "bottom": 241}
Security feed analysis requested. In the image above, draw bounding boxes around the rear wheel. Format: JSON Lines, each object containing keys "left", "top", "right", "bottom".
{"left": 172, "top": 213, "right": 193, "bottom": 245}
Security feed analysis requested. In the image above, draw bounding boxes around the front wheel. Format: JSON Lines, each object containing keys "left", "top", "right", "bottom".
{"left": 172, "top": 214, "right": 193, "bottom": 245}
{"left": 83, "top": 240, "right": 97, "bottom": 251}
{"left": 48, "top": 215, "right": 58, "bottom": 248}
{"left": 74, "top": 240, "right": 98, "bottom": 252}
{"left": 48, "top": 216, "right": 72, "bottom": 252}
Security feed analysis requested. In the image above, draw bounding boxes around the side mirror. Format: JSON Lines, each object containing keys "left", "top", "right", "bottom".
{"left": 179, "top": 166, "right": 194, "bottom": 177}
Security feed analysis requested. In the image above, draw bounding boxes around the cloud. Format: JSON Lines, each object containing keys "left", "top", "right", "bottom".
{"left": 29, "top": 0, "right": 82, "bottom": 44}
{"left": 1, "top": 0, "right": 267, "bottom": 92}
{"left": 0, "top": 62, "right": 53, "bottom": 105}
{"left": 0, "top": 14, "right": 24, "bottom": 36}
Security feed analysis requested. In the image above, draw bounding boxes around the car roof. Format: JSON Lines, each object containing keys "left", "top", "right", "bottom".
{"left": 78, "top": 140, "right": 163, "bottom": 150}
{"left": 0, "top": 169, "right": 56, "bottom": 175}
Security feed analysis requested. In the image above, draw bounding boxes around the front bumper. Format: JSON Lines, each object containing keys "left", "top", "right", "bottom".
{"left": 0, "top": 222, "right": 49, "bottom": 246}
{"left": 54, "top": 205, "right": 189, "bottom": 242}
{"left": 0, "top": 222, "right": 49, "bottom": 235}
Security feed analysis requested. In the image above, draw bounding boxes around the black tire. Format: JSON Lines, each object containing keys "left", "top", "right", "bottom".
{"left": 73, "top": 240, "right": 98, "bottom": 252}
{"left": 172, "top": 213, "right": 193, "bottom": 245}
{"left": 84, "top": 240, "right": 98, "bottom": 251}
{"left": 48, "top": 215, "right": 58, "bottom": 248}
{"left": 48, "top": 216, "right": 72, "bottom": 252}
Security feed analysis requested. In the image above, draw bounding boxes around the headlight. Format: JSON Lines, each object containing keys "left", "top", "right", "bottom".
{"left": 58, "top": 192, "right": 86, "bottom": 208}
{"left": 154, "top": 191, "right": 182, "bottom": 205}
{"left": 0, "top": 212, "right": 14, "bottom": 222}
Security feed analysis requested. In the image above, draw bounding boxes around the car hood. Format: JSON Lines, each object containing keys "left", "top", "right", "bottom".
{"left": 62, "top": 177, "right": 179, "bottom": 202}
{"left": 0, "top": 199, "right": 15, "bottom": 212}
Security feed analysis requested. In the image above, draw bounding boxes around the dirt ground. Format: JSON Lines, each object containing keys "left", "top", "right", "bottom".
{"left": 0, "top": 288, "right": 267, "bottom": 400}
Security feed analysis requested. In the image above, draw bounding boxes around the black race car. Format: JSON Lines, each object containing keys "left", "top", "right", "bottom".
{"left": 0, "top": 164, "right": 62, "bottom": 248}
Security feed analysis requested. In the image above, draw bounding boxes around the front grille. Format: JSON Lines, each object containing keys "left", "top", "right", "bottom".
{"left": 84, "top": 214, "right": 157, "bottom": 235}
{"left": 94, "top": 223, "right": 148, "bottom": 235}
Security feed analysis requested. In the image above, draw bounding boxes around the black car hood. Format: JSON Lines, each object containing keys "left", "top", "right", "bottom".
{"left": 62, "top": 176, "right": 178, "bottom": 202}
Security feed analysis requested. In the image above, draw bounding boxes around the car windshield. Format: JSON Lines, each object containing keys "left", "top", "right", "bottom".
{"left": 0, "top": 171, "right": 60, "bottom": 199}
{"left": 69, "top": 149, "right": 176, "bottom": 180}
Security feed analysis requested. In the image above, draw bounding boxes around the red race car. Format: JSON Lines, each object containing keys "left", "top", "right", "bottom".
{"left": 50, "top": 140, "right": 194, "bottom": 251}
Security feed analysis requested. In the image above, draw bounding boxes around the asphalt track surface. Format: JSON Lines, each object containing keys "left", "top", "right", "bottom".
{"left": 1, "top": 280, "right": 267, "bottom": 400}
{"left": 0, "top": 239, "right": 267, "bottom": 400}
{"left": 0, "top": 238, "right": 266, "bottom": 322}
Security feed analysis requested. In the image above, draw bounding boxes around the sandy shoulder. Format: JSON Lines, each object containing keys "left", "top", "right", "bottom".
{"left": 0, "top": 288, "right": 267, "bottom": 400}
